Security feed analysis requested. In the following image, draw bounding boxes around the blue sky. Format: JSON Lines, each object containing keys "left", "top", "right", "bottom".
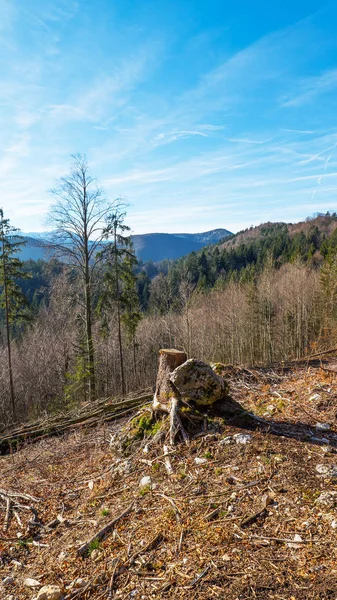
{"left": 1, "top": 0, "right": 337, "bottom": 234}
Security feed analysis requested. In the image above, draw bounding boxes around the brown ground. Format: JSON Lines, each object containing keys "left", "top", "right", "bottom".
{"left": 2, "top": 363, "right": 337, "bottom": 599}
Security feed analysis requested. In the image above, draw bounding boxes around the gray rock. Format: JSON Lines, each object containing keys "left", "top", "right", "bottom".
{"left": 23, "top": 578, "right": 41, "bottom": 588}
{"left": 36, "top": 585, "right": 63, "bottom": 600}
{"left": 194, "top": 457, "right": 208, "bottom": 465}
{"left": 139, "top": 476, "right": 151, "bottom": 488}
{"left": 316, "top": 491, "right": 337, "bottom": 509}
{"left": 315, "top": 464, "right": 337, "bottom": 477}
{"left": 233, "top": 433, "right": 252, "bottom": 445}
{"left": 3, "top": 577, "right": 14, "bottom": 587}
{"left": 170, "top": 359, "right": 228, "bottom": 406}
{"left": 316, "top": 464, "right": 330, "bottom": 475}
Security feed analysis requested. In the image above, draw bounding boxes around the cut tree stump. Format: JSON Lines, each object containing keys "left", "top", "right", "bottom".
{"left": 151, "top": 349, "right": 265, "bottom": 445}
{"left": 152, "top": 349, "right": 188, "bottom": 445}
{"left": 153, "top": 349, "right": 187, "bottom": 410}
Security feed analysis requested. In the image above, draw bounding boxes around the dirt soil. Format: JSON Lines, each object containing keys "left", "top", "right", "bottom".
{"left": 2, "top": 363, "right": 337, "bottom": 599}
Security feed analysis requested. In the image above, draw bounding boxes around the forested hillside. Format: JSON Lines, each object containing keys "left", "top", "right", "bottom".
{"left": 1, "top": 157, "right": 337, "bottom": 428}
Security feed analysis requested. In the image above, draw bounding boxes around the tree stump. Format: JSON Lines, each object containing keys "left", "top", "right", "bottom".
{"left": 152, "top": 349, "right": 188, "bottom": 444}
{"left": 154, "top": 349, "right": 187, "bottom": 406}
{"left": 151, "top": 349, "right": 264, "bottom": 445}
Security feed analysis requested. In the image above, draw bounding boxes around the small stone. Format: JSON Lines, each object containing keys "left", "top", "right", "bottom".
{"left": 139, "top": 476, "right": 151, "bottom": 488}
{"left": 3, "top": 577, "right": 14, "bottom": 586}
{"left": 331, "top": 520, "right": 337, "bottom": 529}
{"left": 309, "top": 394, "right": 321, "bottom": 401}
{"left": 11, "top": 559, "right": 23, "bottom": 568}
{"left": 37, "top": 585, "right": 63, "bottom": 600}
{"left": 287, "top": 534, "right": 303, "bottom": 549}
{"left": 117, "top": 460, "right": 132, "bottom": 474}
{"left": 316, "top": 422, "right": 330, "bottom": 431}
{"left": 219, "top": 436, "right": 232, "bottom": 445}
{"left": 316, "top": 491, "right": 337, "bottom": 509}
{"left": 58, "top": 552, "right": 66, "bottom": 561}
{"left": 24, "top": 578, "right": 41, "bottom": 588}
{"left": 90, "top": 549, "right": 100, "bottom": 561}
{"left": 6, "top": 595, "right": 15, "bottom": 600}
{"left": 233, "top": 433, "right": 252, "bottom": 445}
{"left": 222, "top": 554, "right": 231, "bottom": 561}
{"left": 315, "top": 464, "right": 330, "bottom": 475}
{"left": 194, "top": 457, "right": 207, "bottom": 465}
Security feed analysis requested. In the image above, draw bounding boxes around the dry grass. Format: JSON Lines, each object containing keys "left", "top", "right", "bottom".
{"left": 2, "top": 364, "right": 337, "bottom": 599}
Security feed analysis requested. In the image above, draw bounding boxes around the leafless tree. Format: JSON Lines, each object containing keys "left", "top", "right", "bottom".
{"left": 47, "top": 154, "right": 116, "bottom": 401}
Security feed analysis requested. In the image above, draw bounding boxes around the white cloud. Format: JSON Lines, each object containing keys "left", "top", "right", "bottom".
{"left": 281, "top": 69, "right": 337, "bottom": 107}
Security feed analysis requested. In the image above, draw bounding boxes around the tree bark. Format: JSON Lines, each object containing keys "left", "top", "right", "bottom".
{"left": 1, "top": 235, "right": 15, "bottom": 416}
{"left": 153, "top": 349, "right": 187, "bottom": 410}
{"left": 115, "top": 228, "right": 125, "bottom": 396}
{"left": 84, "top": 239, "right": 95, "bottom": 401}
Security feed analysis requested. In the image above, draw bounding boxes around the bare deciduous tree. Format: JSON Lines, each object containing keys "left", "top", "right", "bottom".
{"left": 47, "top": 154, "right": 115, "bottom": 401}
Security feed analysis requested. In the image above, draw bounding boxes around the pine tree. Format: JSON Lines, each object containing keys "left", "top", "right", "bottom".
{"left": 98, "top": 208, "right": 140, "bottom": 395}
{"left": 120, "top": 252, "right": 142, "bottom": 382}
{"left": 0, "top": 209, "right": 30, "bottom": 416}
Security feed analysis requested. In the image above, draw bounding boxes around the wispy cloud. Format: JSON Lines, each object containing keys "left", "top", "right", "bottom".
{"left": 152, "top": 129, "right": 209, "bottom": 146}
{"left": 281, "top": 69, "right": 337, "bottom": 107}
{"left": 227, "top": 138, "right": 272, "bottom": 145}
{"left": 1, "top": 0, "right": 337, "bottom": 234}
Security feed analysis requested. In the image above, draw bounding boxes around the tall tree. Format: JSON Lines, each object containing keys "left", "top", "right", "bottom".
{"left": 48, "top": 154, "right": 115, "bottom": 401}
{"left": 98, "top": 208, "right": 139, "bottom": 395}
{"left": 121, "top": 251, "right": 142, "bottom": 382}
{"left": 0, "top": 209, "right": 30, "bottom": 416}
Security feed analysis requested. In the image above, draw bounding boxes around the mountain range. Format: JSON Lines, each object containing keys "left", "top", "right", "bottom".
{"left": 20, "top": 228, "right": 232, "bottom": 263}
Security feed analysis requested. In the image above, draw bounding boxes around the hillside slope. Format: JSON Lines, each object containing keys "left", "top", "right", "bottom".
{"left": 220, "top": 214, "right": 337, "bottom": 251}
{"left": 1, "top": 362, "right": 337, "bottom": 599}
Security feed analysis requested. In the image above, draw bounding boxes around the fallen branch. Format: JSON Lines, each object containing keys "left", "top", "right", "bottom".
{"left": 0, "top": 394, "right": 152, "bottom": 455}
{"left": 125, "top": 531, "right": 164, "bottom": 567}
{"left": 77, "top": 502, "right": 134, "bottom": 556}
{"left": 190, "top": 564, "right": 210, "bottom": 587}
{"left": 3, "top": 497, "right": 10, "bottom": 531}
{"left": 156, "top": 493, "right": 180, "bottom": 523}
{"left": 163, "top": 444, "right": 174, "bottom": 476}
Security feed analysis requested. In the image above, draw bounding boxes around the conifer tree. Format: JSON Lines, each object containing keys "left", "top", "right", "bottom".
{"left": 0, "top": 209, "right": 30, "bottom": 416}
{"left": 121, "top": 252, "right": 142, "bottom": 381}
{"left": 98, "top": 208, "right": 140, "bottom": 395}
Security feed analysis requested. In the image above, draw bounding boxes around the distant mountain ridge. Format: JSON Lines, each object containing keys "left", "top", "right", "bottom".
{"left": 20, "top": 228, "right": 232, "bottom": 263}
{"left": 131, "top": 229, "right": 232, "bottom": 262}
